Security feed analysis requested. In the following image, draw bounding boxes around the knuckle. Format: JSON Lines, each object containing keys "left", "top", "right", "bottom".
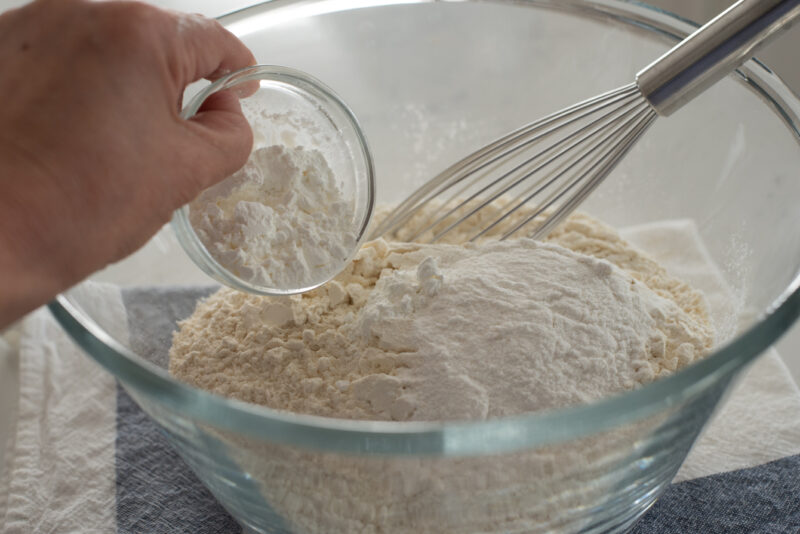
{"left": 116, "top": 1, "right": 162, "bottom": 29}
{"left": 96, "top": 2, "right": 166, "bottom": 51}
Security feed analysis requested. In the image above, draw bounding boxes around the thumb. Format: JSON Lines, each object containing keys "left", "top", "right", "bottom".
{"left": 184, "top": 89, "right": 253, "bottom": 189}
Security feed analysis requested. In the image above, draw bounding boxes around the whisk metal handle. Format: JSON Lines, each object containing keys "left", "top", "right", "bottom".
{"left": 636, "top": 0, "right": 800, "bottom": 116}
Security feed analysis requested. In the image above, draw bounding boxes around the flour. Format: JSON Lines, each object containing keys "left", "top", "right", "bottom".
{"left": 353, "top": 239, "right": 706, "bottom": 420}
{"left": 188, "top": 145, "right": 357, "bottom": 290}
{"left": 169, "top": 212, "right": 713, "bottom": 421}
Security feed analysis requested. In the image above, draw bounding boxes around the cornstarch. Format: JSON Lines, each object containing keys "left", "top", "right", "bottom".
{"left": 188, "top": 145, "right": 357, "bottom": 290}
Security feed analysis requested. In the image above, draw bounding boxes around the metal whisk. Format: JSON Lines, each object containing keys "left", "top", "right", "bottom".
{"left": 371, "top": 0, "right": 800, "bottom": 243}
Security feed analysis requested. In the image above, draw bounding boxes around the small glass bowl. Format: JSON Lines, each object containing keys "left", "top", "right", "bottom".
{"left": 172, "top": 65, "right": 375, "bottom": 296}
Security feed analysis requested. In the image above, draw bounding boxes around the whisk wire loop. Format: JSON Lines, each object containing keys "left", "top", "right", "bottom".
{"left": 468, "top": 100, "right": 655, "bottom": 242}
{"left": 502, "top": 105, "right": 657, "bottom": 240}
{"left": 369, "top": 84, "right": 642, "bottom": 240}
{"left": 373, "top": 83, "right": 657, "bottom": 243}
{"left": 426, "top": 93, "right": 646, "bottom": 243}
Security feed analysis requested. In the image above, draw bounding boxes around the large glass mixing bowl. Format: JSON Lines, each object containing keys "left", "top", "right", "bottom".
{"left": 49, "top": 1, "right": 800, "bottom": 532}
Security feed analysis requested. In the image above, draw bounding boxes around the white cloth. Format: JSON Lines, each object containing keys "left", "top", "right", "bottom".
{"left": 0, "top": 285, "right": 124, "bottom": 533}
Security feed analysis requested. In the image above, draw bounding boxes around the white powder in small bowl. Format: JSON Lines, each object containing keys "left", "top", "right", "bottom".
{"left": 188, "top": 145, "right": 358, "bottom": 291}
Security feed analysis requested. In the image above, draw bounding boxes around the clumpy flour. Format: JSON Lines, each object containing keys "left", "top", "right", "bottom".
{"left": 170, "top": 211, "right": 713, "bottom": 421}
{"left": 188, "top": 144, "right": 357, "bottom": 290}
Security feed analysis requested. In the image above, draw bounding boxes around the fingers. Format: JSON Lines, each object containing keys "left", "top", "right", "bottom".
{"left": 170, "top": 11, "right": 256, "bottom": 87}
{"left": 184, "top": 90, "right": 254, "bottom": 190}
{"left": 165, "top": 11, "right": 256, "bottom": 191}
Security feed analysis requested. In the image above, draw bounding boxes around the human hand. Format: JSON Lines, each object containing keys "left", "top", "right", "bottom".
{"left": 0, "top": 0, "right": 256, "bottom": 327}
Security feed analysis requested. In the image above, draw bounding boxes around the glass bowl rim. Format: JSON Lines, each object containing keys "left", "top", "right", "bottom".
{"left": 49, "top": 0, "right": 800, "bottom": 456}
{"left": 171, "top": 64, "right": 377, "bottom": 296}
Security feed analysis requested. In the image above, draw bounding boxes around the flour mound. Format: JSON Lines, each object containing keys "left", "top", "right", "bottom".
{"left": 189, "top": 145, "right": 357, "bottom": 289}
{"left": 169, "top": 213, "right": 713, "bottom": 421}
{"left": 354, "top": 239, "right": 701, "bottom": 420}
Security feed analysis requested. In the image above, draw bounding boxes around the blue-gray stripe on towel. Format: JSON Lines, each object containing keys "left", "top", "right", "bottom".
{"left": 634, "top": 453, "right": 800, "bottom": 533}
{"left": 116, "top": 385, "right": 243, "bottom": 534}
{"left": 118, "top": 286, "right": 241, "bottom": 534}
